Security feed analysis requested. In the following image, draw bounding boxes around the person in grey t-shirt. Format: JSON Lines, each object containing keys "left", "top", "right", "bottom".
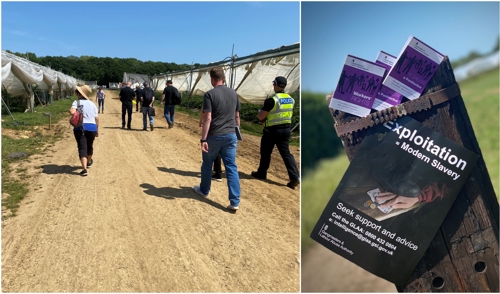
{"left": 193, "top": 67, "right": 241, "bottom": 211}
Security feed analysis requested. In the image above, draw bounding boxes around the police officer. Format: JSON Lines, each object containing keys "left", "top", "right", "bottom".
{"left": 251, "top": 76, "right": 300, "bottom": 189}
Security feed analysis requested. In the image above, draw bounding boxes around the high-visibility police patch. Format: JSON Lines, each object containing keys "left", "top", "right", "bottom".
{"left": 279, "top": 98, "right": 293, "bottom": 104}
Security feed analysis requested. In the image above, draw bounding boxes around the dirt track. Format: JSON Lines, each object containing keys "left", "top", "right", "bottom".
{"left": 1, "top": 90, "right": 300, "bottom": 292}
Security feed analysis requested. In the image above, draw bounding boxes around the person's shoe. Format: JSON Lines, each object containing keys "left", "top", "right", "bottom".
{"left": 142, "top": 128, "right": 147, "bottom": 131}
{"left": 80, "top": 169, "right": 88, "bottom": 176}
{"left": 168, "top": 122, "right": 173, "bottom": 129}
{"left": 227, "top": 204, "right": 239, "bottom": 211}
{"left": 251, "top": 171, "right": 266, "bottom": 180}
{"left": 211, "top": 173, "right": 222, "bottom": 182}
{"left": 86, "top": 159, "right": 93, "bottom": 169}
{"left": 150, "top": 124, "right": 154, "bottom": 131}
{"left": 193, "top": 186, "right": 208, "bottom": 197}
{"left": 287, "top": 179, "right": 300, "bottom": 190}
{"left": 127, "top": 127, "right": 131, "bottom": 130}
{"left": 171, "top": 122, "right": 174, "bottom": 128}
{"left": 122, "top": 125, "right": 125, "bottom": 129}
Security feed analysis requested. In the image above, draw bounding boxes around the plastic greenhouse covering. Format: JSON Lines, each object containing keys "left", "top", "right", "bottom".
{"left": 2, "top": 51, "right": 77, "bottom": 98}
{"left": 124, "top": 43, "right": 300, "bottom": 105}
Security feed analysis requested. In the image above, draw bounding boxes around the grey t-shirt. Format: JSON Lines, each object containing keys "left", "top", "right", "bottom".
{"left": 203, "top": 85, "right": 240, "bottom": 137}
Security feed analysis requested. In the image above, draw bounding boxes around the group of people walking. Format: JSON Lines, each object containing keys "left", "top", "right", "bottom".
{"left": 70, "top": 67, "right": 299, "bottom": 212}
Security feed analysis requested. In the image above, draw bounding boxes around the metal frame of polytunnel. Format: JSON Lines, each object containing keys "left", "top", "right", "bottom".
{"left": 142, "top": 43, "right": 300, "bottom": 105}
{"left": 1, "top": 51, "right": 77, "bottom": 112}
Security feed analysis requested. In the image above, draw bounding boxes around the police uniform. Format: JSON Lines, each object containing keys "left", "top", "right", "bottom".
{"left": 252, "top": 76, "right": 300, "bottom": 189}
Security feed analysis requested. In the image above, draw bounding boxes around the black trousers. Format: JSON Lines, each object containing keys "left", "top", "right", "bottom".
{"left": 122, "top": 103, "right": 132, "bottom": 128}
{"left": 74, "top": 130, "right": 96, "bottom": 159}
{"left": 135, "top": 98, "right": 142, "bottom": 111}
{"left": 257, "top": 127, "right": 299, "bottom": 181}
{"left": 213, "top": 154, "right": 222, "bottom": 175}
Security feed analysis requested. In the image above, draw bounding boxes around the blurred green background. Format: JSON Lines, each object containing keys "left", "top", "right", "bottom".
{"left": 301, "top": 67, "right": 500, "bottom": 250}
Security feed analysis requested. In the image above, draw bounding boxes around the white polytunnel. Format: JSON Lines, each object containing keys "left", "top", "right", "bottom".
{"left": 1, "top": 50, "right": 77, "bottom": 101}
{"left": 124, "top": 43, "right": 300, "bottom": 105}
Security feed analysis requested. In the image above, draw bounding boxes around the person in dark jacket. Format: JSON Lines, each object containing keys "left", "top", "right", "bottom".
{"left": 161, "top": 80, "right": 180, "bottom": 128}
{"left": 141, "top": 81, "right": 155, "bottom": 131}
{"left": 135, "top": 85, "right": 143, "bottom": 112}
{"left": 119, "top": 81, "right": 135, "bottom": 129}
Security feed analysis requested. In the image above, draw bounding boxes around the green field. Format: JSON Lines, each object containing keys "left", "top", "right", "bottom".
{"left": 301, "top": 68, "right": 500, "bottom": 250}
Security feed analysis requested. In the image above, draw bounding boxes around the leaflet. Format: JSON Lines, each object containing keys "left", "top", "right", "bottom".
{"left": 310, "top": 116, "right": 479, "bottom": 285}
{"left": 382, "top": 36, "right": 445, "bottom": 100}
{"left": 373, "top": 51, "right": 404, "bottom": 110}
{"left": 329, "top": 55, "right": 386, "bottom": 117}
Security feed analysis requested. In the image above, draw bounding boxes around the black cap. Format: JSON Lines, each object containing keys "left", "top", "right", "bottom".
{"left": 273, "top": 76, "right": 287, "bottom": 88}
{"left": 143, "top": 81, "right": 150, "bottom": 87}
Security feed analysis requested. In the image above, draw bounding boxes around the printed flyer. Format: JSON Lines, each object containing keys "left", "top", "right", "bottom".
{"left": 329, "top": 55, "right": 386, "bottom": 117}
{"left": 372, "top": 51, "right": 404, "bottom": 111}
{"left": 383, "top": 36, "right": 445, "bottom": 100}
{"left": 310, "top": 116, "right": 479, "bottom": 285}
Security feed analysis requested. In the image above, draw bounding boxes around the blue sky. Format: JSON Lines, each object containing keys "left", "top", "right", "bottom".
{"left": 302, "top": 1, "right": 500, "bottom": 93}
{"left": 2, "top": 1, "right": 299, "bottom": 65}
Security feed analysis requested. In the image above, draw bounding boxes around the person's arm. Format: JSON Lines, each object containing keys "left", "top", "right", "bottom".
{"left": 235, "top": 111, "right": 240, "bottom": 127}
{"left": 69, "top": 101, "right": 77, "bottom": 114}
{"left": 150, "top": 91, "right": 154, "bottom": 107}
{"left": 257, "top": 109, "right": 268, "bottom": 122}
{"left": 95, "top": 117, "right": 99, "bottom": 137}
{"left": 200, "top": 111, "right": 211, "bottom": 153}
{"left": 257, "top": 98, "right": 274, "bottom": 122}
{"left": 417, "top": 182, "right": 448, "bottom": 203}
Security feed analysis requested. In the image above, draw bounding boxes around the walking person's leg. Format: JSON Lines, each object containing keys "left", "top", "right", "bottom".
{"left": 170, "top": 105, "right": 175, "bottom": 127}
{"left": 212, "top": 154, "right": 223, "bottom": 181}
{"left": 85, "top": 131, "right": 97, "bottom": 168}
{"left": 197, "top": 136, "right": 222, "bottom": 196}
{"left": 142, "top": 107, "right": 147, "bottom": 130}
{"left": 149, "top": 110, "right": 154, "bottom": 131}
{"left": 127, "top": 104, "right": 132, "bottom": 129}
{"left": 274, "top": 128, "right": 300, "bottom": 186}
{"left": 220, "top": 134, "right": 240, "bottom": 209}
{"left": 168, "top": 106, "right": 174, "bottom": 128}
{"left": 74, "top": 130, "right": 88, "bottom": 175}
{"left": 164, "top": 106, "right": 172, "bottom": 126}
{"left": 253, "top": 129, "right": 275, "bottom": 178}
{"left": 121, "top": 104, "right": 126, "bottom": 128}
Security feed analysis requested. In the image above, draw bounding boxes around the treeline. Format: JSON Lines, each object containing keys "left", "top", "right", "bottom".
{"left": 5, "top": 50, "right": 202, "bottom": 86}
{"left": 450, "top": 36, "right": 499, "bottom": 69}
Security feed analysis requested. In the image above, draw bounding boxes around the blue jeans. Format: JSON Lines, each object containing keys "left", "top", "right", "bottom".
{"left": 199, "top": 133, "right": 240, "bottom": 206}
{"left": 164, "top": 105, "right": 175, "bottom": 124}
{"left": 142, "top": 107, "right": 154, "bottom": 129}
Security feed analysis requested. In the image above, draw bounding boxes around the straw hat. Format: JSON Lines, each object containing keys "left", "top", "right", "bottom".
{"left": 75, "top": 85, "right": 92, "bottom": 100}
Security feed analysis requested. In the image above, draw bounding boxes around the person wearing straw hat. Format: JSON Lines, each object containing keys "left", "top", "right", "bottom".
{"left": 70, "top": 85, "right": 99, "bottom": 176}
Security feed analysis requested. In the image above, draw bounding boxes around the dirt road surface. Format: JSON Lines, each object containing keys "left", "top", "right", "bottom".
{"left": 1, "top": 90, "right": 300, "bottom": 292}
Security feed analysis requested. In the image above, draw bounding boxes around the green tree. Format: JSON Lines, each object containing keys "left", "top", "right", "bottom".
{"left": 301, "top": 91, "right": 343, "bottom": 175}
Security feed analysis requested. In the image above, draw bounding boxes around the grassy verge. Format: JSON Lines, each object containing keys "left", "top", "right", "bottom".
{"left": 301, "top": 68, "right": 500, "bottom": 251}
{"left": 2, "top": 96, "right": 75, "bottom": 219}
